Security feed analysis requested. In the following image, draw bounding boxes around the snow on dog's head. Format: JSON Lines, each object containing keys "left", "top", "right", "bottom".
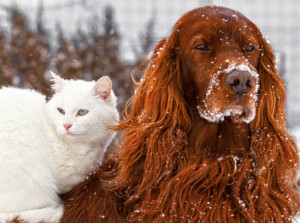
{"left": 196, "top": 62, "right": 259, "bottom": 123}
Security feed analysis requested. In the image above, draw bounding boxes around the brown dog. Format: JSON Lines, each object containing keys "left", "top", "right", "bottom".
{"left": 61, "top": 6, "right": 300, "bottom": 223}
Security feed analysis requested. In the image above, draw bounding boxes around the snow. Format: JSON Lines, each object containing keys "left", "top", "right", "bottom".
{"left": 197, "top": 62, "right": 259, "bottom": 123}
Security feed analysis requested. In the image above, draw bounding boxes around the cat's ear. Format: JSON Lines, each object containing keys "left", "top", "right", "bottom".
{"left": 93, "top": 76, "right": 112, "bottom": 100}
{"left": 50, "top": 71, "right": 65, "bottom": 93}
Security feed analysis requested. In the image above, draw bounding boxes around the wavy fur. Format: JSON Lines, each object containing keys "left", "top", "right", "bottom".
{"left": 61, "top": 6, "right": 300, "bottom": 223}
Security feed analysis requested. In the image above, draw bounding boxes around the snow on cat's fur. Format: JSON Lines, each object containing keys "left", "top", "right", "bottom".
{"left": 0, "top": 73, "right": 119, "bottom": 223}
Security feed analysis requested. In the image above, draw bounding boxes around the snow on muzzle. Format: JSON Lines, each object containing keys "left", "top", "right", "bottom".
{"left": 197, "top": 62, "right": 259, "bottom": 123}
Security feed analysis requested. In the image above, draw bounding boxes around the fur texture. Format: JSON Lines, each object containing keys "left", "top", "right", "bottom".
{"left": 0, "top": 74, "right": 118, "bottom": 223}
{"left": 47, "top": 73, "right": 119, "bottom": 193}
{"left": 61, "top": 6, "right": 300, "bottom": 223}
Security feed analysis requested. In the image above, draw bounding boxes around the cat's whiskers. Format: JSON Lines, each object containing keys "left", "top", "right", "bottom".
{"left": 56, "top": 131, "right": 65, "bottom": 141}
{"left": 69, "top": 128, "right": 95, "bottom": 137}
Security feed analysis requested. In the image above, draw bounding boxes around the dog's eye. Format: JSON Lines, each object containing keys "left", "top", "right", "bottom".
{"left": 194, "top": 44, "right": 210, "bottom": 51}
{"left": 245, "top": 45, "right": 254, "bottom": 52}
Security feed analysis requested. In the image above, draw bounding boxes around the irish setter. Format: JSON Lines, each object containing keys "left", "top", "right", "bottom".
{"left": 59, "top": 6, "right": 300, "bottom": 223}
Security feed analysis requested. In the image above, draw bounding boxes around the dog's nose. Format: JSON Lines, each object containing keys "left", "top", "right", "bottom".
{"left": 226, "top": 70, "right": 254, "bottom": 94}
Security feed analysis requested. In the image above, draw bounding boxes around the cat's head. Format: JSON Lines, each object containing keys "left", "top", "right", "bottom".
{"left": 46, "top": 72, "right": 118, "bottom": 143}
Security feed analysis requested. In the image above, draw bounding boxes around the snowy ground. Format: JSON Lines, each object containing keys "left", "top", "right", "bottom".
{"left": 291, "top": 127, "right": 300, "bottom": 222}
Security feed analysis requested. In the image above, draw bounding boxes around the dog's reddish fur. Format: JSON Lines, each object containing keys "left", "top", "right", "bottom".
{"left": 59, "top": 6, "right": 300, "bottom": 222}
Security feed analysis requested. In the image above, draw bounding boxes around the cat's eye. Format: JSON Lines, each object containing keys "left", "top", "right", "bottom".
{"left": 57, "top": 108, "right": 65, "bottom": 115}
{"left": 77, "top": 109, "right": 89, "bottom": 116}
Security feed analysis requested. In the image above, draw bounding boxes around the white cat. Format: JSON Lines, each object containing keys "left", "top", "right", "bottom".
{"left": 0, "top": 72, "right": 119, "bottom": 223}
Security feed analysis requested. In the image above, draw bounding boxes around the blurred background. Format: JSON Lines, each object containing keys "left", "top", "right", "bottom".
{"left": 0, "top": 0, "right": 299, "bottom": 131}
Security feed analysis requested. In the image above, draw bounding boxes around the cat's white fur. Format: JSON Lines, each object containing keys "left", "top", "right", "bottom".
{"left": 0, "top": 73, "right": 119, "bottom": 223}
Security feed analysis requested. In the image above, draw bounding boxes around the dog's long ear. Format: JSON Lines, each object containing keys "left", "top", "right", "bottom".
{"left": 109, "top": 36, "right": 191, "bottom": 197}
{"left": 116, "top": 35, "right": 192, "bottom": 139}
{"left": 250, "top": 37, "right": 300, "bottom": 219}
{"left": 251, "top": 38, "right": 286, "bottom": 130}
{"left": 251, "top": 37, "right": 298, "bottom": 163}
{"left": 126, "top": 37, "right": 191, "bottom": 129}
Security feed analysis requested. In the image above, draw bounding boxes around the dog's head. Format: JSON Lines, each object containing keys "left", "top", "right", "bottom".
{"left": 164, "top": 6, "right": 266, "bottom": 123}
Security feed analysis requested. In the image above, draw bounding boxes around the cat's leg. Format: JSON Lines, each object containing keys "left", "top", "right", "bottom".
{"left": 0, "top": 205, "right": 63, "bottom": 223}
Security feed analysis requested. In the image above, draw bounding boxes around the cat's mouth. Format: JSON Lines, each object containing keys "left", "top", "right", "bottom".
{"left": 65, "top": 131, "right": 76, "bottom": 136}
{"left": 61, "top": 132, "right": 79, "bottom": 142}
{"left": 60, "top": 129, "right": 76, "bottom": 137}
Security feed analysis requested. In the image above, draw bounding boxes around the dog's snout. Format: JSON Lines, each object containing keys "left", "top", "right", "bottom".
{"left": 225, "top": 70, "right": 254, "bottom": 94}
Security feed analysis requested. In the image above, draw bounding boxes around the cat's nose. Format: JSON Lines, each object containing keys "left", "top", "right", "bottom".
{"left": 63, "top": 123, "right": 72, "bottom": 131}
